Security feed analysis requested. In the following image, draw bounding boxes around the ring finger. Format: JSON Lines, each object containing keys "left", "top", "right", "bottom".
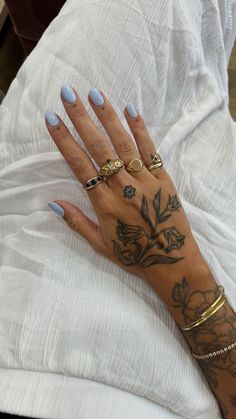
{"left": 124, "top": 104, "right": 166, "bottom": 178}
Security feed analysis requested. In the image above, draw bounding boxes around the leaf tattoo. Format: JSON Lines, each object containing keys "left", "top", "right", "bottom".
{"left": 112, "top": 188, "right": 185, "bottom": 268}
{"left": 141, "top": 195, "right": 155, "bottom": 232}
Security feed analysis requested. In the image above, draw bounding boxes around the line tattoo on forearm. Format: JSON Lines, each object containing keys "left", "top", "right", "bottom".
{"left": 112, "top": 188, "right": 185, "bottom": 267}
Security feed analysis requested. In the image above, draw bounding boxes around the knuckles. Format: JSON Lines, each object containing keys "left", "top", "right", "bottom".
{"left": 117, "top": 139, "right": 134, "bottom": 155}
{"left": 69, "top": 106, "right": 88, "bottom": 121}
{"left": 67, "top": 217, "right": 82, "bottom": 232}
{"left": 69, "top": 155, "right": 88, "bottom": 172}
{"left": 89, "top": 140, "right": 109, "bottom": 159}
{"left": 132, "top": 124, "right": 147, "bottom": 139}
{"left": 101, "top": 109, "right": 115, "bottom": 123}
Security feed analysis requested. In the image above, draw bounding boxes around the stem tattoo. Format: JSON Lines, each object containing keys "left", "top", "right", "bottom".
{"left": 112, "top": 188, "right": 185, "bottom": 267}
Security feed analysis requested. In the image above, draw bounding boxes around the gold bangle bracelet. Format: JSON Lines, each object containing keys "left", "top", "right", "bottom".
{"left": 180, "top": 286, "right": 226, "bottom": 331}
{"left": 200, "top": 286, "right": 224, "bottom": 318}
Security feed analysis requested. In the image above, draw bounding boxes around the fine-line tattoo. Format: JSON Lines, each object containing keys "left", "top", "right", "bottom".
{"left": 172, "top": 278, "right": 236, "bottom": 389}
{"left": 112, "top": 188, "right": 185, "bottom": 267}
{"left": 123, "top": 185, "right": 136, "bottom": 199}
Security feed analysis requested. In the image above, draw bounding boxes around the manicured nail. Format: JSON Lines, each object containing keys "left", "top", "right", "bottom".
{"left": 45, "top": 111, "right": 59, "bottom": 127}
{"left": 126, "top": 103, "right": 138, "bottom": 118}
{"left": 61, "top": 84, "right": 76, "bottom": 104}
{"left": 89, "top": 88, "right": 104, "bottom": 106}
{"left": 48, "top": 201, "right": 65, "bottom": 217}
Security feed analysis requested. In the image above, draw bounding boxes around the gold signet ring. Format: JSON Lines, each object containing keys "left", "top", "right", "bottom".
{"left": 126, "top": 158, "right": 144, "bottom": 172}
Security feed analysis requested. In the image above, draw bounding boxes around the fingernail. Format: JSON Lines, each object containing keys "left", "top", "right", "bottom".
{"left": 45, "top": 111, "right": 60, "bottom": 127}
{"left": 126, "top": 103, "right": 138, "bottom": 118}
{"left": 89, "top": 88, "right": 104, "bottom": 106}
{"left": 48, "top": 201, "right": 65, "bottom": 217}
{"left": 61, "top": 84, "right": 76, "bottom": 104}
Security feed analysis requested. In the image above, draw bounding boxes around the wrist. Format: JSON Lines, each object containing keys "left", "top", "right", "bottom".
{"left": 143, "top": 242, "right": 209, "bottom": 288}
{"left": 143, "top": 249, "right": 218, "bottom": 326}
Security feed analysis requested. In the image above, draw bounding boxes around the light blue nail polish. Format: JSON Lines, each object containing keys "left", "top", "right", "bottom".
{"left": 45, "top": 111, "right": 60, "bottom": 127}
{"left": 126, "top": 103, "right": 138, "bottom": 118}
{"left": 89, "top": 88, "right": 104, "bottom": 106}
{"left": 61, "top": 84, "right": 76, "bottom": 104}
{"left": 48, "top": 201, "right": 65, "bottom": 217}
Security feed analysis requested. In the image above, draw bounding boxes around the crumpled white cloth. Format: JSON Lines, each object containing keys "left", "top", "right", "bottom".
{"left": 0, "top": 0, "right": 236, "bottom": 418}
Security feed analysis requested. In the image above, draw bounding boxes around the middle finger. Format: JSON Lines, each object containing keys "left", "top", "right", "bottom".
{"left": 60, "top": 85, "right": 117, "bottom": 169}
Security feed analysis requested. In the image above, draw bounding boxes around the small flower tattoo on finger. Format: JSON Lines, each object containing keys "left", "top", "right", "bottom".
{"left": 123, "top": 185, "right": 136, "bottom": 199}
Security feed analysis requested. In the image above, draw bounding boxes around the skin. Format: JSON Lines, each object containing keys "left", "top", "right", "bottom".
{"left": 45, "top": 88, "right": 236, "bottom": 418}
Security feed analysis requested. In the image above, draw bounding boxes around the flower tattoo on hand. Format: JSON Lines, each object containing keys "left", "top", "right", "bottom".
{"left": 123, "top": 185, "right": 136, "bottom": 199}
{"left": 112, "top": 188, "right": 185, "bottom": 267}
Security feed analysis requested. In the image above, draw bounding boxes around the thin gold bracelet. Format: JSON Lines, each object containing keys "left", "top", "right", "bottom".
{"left": 180, "top": 286, "right": 226, "bottom": 331}
{"left": 192, "top": 341, "right": 236, "bottom": 360}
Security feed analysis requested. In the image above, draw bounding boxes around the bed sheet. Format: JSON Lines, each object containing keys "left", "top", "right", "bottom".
{"left": 0, "top": 0, "right": 236, "bottom": 418}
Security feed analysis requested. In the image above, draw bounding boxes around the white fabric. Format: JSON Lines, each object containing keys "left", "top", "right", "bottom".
{"left": 0, "top": 0, "right": 236, "bottom": 418}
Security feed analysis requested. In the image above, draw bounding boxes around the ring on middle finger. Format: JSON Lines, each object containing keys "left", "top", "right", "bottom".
{"left": 99, "top": 158, "right": 124, "bottom": 177}
{"left": 125, "top": 158, "right": 144, "bottom": 173}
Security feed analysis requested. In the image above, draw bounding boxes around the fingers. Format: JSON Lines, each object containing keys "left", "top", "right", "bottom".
{"left": 50, "top": 200, "right": 109, "bottom": 255}
{"left": 60, "top": 85, "right": 118, "bottom": 166}
{"left": 45, "top": 111, "right": 109, "bottom": 203}
{"left": 124, "top": 104, "right": 166, "bottom": 178}
{"left": 61, "top": 85, "right": 145, "bottom": 178}
{"left": 87, "top": 89, "right": 140, "bottom": 165}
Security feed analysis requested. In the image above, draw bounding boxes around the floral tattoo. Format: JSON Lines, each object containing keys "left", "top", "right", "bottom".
{"left": 123, "top": 185, "right": 136, "bottom": 199}
{"left": 172, "top": 278, "right": 236, "bottom": 389}
{"left": 112, "top": 188, "right": 185, "bottom": 267}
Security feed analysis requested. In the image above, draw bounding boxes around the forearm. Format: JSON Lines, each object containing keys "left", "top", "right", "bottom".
{"left": 146, "top": 262, "right": 236, "bottom": 419}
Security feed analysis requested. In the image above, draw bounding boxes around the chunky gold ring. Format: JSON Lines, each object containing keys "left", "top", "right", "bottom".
{"left": 83, "top": 175, "right": 104, "bottom": 191}
{"left": 125, "top": 158, "right": 144, "bottom": 172}
{"left": 99, "top": 158, "right": 124, "bottom": 177}
{"left": 146, "top": 153, "right": 163, "bottom": 171}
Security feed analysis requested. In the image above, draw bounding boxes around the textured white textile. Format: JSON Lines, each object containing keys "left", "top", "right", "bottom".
{"left": 0, "top": 0, "right": 236, "bottom": 418}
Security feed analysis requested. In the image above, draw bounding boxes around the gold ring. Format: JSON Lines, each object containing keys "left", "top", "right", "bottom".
{"left": 126, "top": 158, "right": 144, "bottom": 172}
{"left": 146, "top": 153, "right": 163, "bottom": 171}
{"left": 99, "top": 158, "right": 124, "bottom": 177}
{"left": 83, "top": 175, "right": 104, "bottom": 191}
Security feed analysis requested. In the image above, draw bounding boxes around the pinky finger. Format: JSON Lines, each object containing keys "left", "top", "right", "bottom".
{"left": 48, "top": 200, "right": 108, "bottom": 255}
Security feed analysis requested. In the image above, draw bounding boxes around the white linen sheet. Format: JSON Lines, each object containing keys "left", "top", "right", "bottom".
{"left": 0, "top": 0, "right": 236, "bottom": 418}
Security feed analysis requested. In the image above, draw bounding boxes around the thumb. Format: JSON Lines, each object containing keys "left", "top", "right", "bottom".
{"left": 48, "top": 200, "right": 107, "bottom": 255}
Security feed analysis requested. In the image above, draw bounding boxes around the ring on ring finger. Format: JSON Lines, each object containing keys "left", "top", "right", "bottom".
{"left": 125, "top": 158, "right": 144, "bottom": 173}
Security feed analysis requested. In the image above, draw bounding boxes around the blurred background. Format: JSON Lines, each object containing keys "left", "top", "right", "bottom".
{"left": 0, "top": 0, "right": 235, "bottom": 120}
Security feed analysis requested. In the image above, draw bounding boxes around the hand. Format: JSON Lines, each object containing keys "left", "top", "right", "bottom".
{"left": 45, "top": 85, "right": 205, "bottom": 284}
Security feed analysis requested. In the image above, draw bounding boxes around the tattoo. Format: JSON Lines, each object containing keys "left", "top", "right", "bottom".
{"left": 112, "top": 188, "right": 185, "bottom": 267}
{"left": 172, "top": 278, "right": 236, "bottom": 389}
{"left": 230, "top": 394, "right": 236, "bottom": 406}
{"left": 123, "top": 185, "right": 136, "bottom": 199}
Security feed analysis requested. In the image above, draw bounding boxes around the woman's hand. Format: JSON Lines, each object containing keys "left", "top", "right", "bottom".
{"left": 45, "top": 85, "right": 236, "bottom": 418}
{"left": 45, "top": 85, "right": 205, "bottom": 284}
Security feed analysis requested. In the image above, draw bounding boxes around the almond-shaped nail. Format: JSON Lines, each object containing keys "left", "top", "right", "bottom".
{"left": 48, "top": 201, "right": 65, "bottom": 217}
{"left": 61, "top": 84, "right": 76, "bottom": 104}
{"left": 45, "top": 111, "right": 59, "bottom": 127}
{"left": 89, "top": 88, "right": 104, "bottom": 106}
{"left": 126, "top": 103, "right": 138, "bottom": 118}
